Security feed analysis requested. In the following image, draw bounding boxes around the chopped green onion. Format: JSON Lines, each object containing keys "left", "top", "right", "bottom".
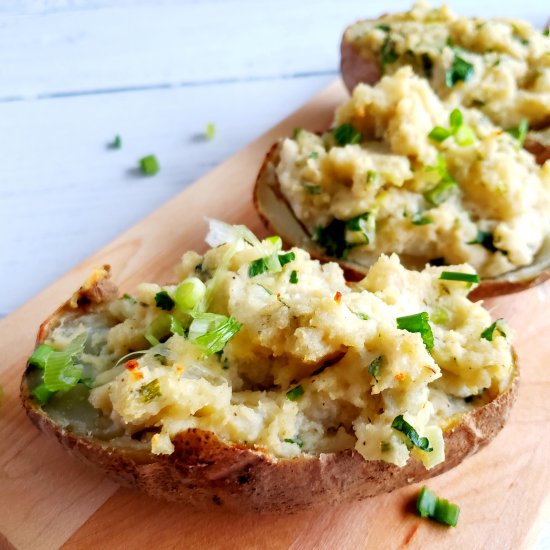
{"left": 430, "top": 306, "right": 449, "bottom": 325}
{"left": 381, "top": 36, "right": 398, "bottom": 67}
{"left": 278, "top": 252, "right": 295, "bottom": 267}
{"left": 289, "top": 270, "right": 298, "bottom": 284}
{"left": 154, "top": 290, "right": 175, "bottom": 311}
{"left": 368, "top": 356, "right": 382, "bottom": 382}
{"left": 257, "top": 283, "right": 273, "bottom": 295}
{"left": 428, "top": 126, "right": 451, "bottom": 142}
{"left": 411, "top": 213, "right": 433, "bottom": 225}
{"left": 174, "top": 277, "right": 206, "bottom": 311}
{"left": 375, "top": 24, "right": 390, "bottom": 32}
{"left": 423, "top": 179, "right": 458, "bottom": 206}
{"left": 283, "top": 438, "right": 304, "bottom": 448}
{"left": 205, "top": 122, "right": 216, "bottom": 140}
{"left": 109, "top": 135, "right": 122, "bottom": 149}
{"left": 454, "top": 125, "right": 476, "bottom": 146}
{"left": 439, "top": 271, "right": 480, "bottom": 283}
{"left": 354, "top": 312, "right": 370, "bottom": 320}
{"left": 42, "top": 333, "right": 87, "bottom": 392}
{"left": 480, "top": 319, "right": 506, "bottom": 341}
{"left": 467, "top": 230, "right": 498, "bottom": 252}
{"left": 286, "top": 385, "right": 304, "bottom": 401}
{"left": 543, "top": 29, "right": 550, "bottom": 37}
{"left": 396, "top": 312, "right": 434, "bottom": 350}
{"left": 333, "top": 123, "right": 362, "bottom": 146}
{"left": 139, "top": 154, "right": 160, "bottom": 176}
{"left": 366, "top": 170, "right": 380, "bottom": 185}
{"left": 81, "top": 377, "right": 95, "bottom": 389}
{"left": 304, "top": 184, "right": 322, "bottom": 195}
{"left": 445, "top": 54, "right": 474, "bottom": 87}
{"left": 122, "top": 293, "right": 136, "bottom": 302}
{"left": 31, "top": 383, "right": 55, "bottom": 405}
{"left": 145, "top": 314, "right": 183, "bottom": 346}
{"left": 449, "top": 108, "right": 463, "bottom": 130}
{"left": 292, "top": 127, "right": 302, "bottom": 140}
{"left": 506, "top": 118, "right": 529, "bottom": 148}
{"left": 248, "top": 257, "right": 269, "bottom": 278}
{"left": 28, "top": 344, "right": 54, "bottom": 369}
{"left": 313, "top": 219, "right": 348, "bottom": 258}
{"left": 190, "top": 314, "right": 242, "bottom": 356}
{"left": 309, "top": 151, "right": 319, "bottom": 159}
{"left": 346, "top": 212, "right": 375, "bottom": 244}
{"left": 391, "top": 415, "right": 433, "bottom": 452}
{"left": 417, "top": 487, "right": 460, "bottom": 527}
{"left": 139, "top": 378, "right": 161, "bottom": 403}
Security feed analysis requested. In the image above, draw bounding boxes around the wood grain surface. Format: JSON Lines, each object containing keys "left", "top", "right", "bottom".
{"left": 1, "top": 82, "right": 550, "bottom": 550}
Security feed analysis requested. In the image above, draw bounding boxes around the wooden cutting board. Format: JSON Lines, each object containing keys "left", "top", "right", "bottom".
{"left": 1, "top": 81, "right": 549, "bottom": 550}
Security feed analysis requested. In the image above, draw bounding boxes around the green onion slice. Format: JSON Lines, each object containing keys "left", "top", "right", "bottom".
{"left": 174, "top": 277, "right": 206, "bottom": 311}
{"left": 346, "top": 212, "right": 375, "bottom": 244}
{"left": 506, "top": 118, "right": 529, "bottom": 148}
{"left": 480, "top": 319, "right": 506, "bottom": 341}
{"left": 28, "top": 344, "right": 54, "bottom": 369}
{"left": 428, "top": 126, "right": 451, "bottom": 142}
{"left": 445, "top": 54, "right": 474, "bottom": 87}
{"left": 467, "top": 230, "right": 498, "bottom": 252}
{"left": 154, "top": 290, "right": 175, "bottom": 311}
{"left": 286, "top": 385, "right": 304, "bottom": 401}
{"left": 368, "top": 356, "right": 382, "bottom": 382}
{"left": 145, "top": 314, "right": 183, "bottom": 346}
{"left": 396, "top": 312, "right": 434, "bottom": 350}
{"left": 417, "top": 487, "right": 460, "bottom": 527}
{"left": 139, "top": 378, "right": 161, "bottom": 403}
{"left": 424, "top": 179, "right": 458, "bottom": 206}
{"left": 31, "top": 383, "right": 55, "bottom": 405}
{"left": 139, "top": 154, "right": 160, "bottom": 176}
{"left": 391, "top": 415, "right": 433, "bottom": 452}
{"left": 289, "top": 270, "right": 298, "bottom": 284}
{"left": 283, "top": 438, "right": 304, "bottom": 448}
{"left": 189, "top": 313, "right": 242, "bottom": 356}
{"left": 333, "top": 123, "right": 362, "bottom": 146}
{"left": 411, "top": 213, "right": 433, "bottom": 225}
{"left": 439, "top": 271, "right": 480, "bottom": 283}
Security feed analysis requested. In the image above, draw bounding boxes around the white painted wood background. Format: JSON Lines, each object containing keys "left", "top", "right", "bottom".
{"left": 0, "top": 1, "right": 548, "bottom": 547}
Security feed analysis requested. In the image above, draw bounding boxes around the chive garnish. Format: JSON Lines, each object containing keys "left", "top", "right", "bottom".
{"left": 445, "top": 54, "right": 474, "bottom": 87}
{"left": 284, "top": 438, "right": 304, "bottom": 448}
{"left": 467, "top": 230, "right": 498, "bottom": 252}
{"left": 375, "top": 24, "right": 390, "bottom": 32}
{"left": 480, "top": 319, "right": 506, "bottom": 341}
{"left": 304, "top": 184, "right": 322, "bottom": 195}
{"left": 192, "top": 316, "right": 242, "bottom": 356}
{"left": 428, "top": 109, "right": 475, "bottom": 146}
{"left": 333, "top": 123, "right": 362, "bottom": 146}
{"left": 154, "top": 291, "right": 175, "bottom": 311}
{"left": 309, "top": 151, "right": 319, "bottom": 159}
{"left": 396, "top": 312, "right": 434, "bottom": 350}
{"left": 346, "top": 212, "right": 375, "bottom": 244}
{"left": 289, "top": 270, "right": 298, "bottom": 284}
{"left": 139, "top": 378, "right": 161, "bottom": 403}
{"left": 109, "top": 135, "right": 122, "bottom": 149}
{"left": 368, "top": 356, "right": 382, "bottom": 382}
{"left": 411, "top": 213, "right": 433, "bottom": 225}
{"left": 139, "top": 154, "right": 160, "bottom": 176}
{"left": 417, "top": 487, "right": 460, "bottom": 527}
{"left": 278, "top": 252, "right": 295, "bottom": 267}
{"left": 286, "top": 385, "right": 304, "bottom": 401}
{"left": 248, "top": 257, "right": 269, "bottom": 278}
{"left": 381, "top": 35, "right": 398, "bottom": 67}
{"left": 391, "top": 415, "right": 433, "bottom": 452}
{"left": 439, "top": 271, "right": 480, "bottom": 283}
{"left": 506, "top": 118, "right": 529, "bottom": 148}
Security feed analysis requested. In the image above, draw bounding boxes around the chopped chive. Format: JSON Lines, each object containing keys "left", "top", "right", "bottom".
{"left": 506, "top": 118, "right": 529, "bottom": 148}
{"left": 423, "top": 179, "right": 458, "bottom": 206}
{"left": 543, "top": 29, "right": 550, "bottom": 37}
{"left": 439, "top": 271, "right": 480, "bottom": 283}
{"left": 192, "top": 315, "right": 242, "bottom": 356}
{"left": 354, "top": 312, "right": 370, "bottom": 320}
{"left": 278, "top": 252, "right": 295, "bottom": 267}
{"left": 139, "top": 154, "right": 160, "bottom": 176}
{"left": 289, "top": 270, "right": 298, "bottom": 284}
{"left": 139, "top": 378, "right": 161, "bottom": 403}
{"left": 286, "top": 385, "right": 304, "bottom": 401}
{"left": 480, "top": 319, "right": 506, "bottom": 341}
{"left": 391, "top": 415, "right": 433, "bottom": 451}
{"left": 376, "top": 24, "right": 390, "bottom": 32}
{"left": 109, "top": 135, "right": 122, "bottom": 149}
{"left": 368, "top": 356, "right": 382, "bottom": 382}
{"left": 417, "top": 487, "right": 460, "bottom": 527}
{"left": 284, "top": 437, "right": 304, "bottom": 448}
{"left": 154, "top": 290, "right": 175, "bottom": 311}
{"left": 366, "top": 170, "right": 380, "bottom": 185}
{"left": 205, "top": 122, "right": 216, "bottom": 140}
{"left": 449, "top": 108, "right": 463, "bottom": 130}
{"left": 292, "top": 127, "right": 302, "bottom": 140}
{"left": 467, "top": 230, "right": 498, "bottom": 252}
{"left": 309, "top": 151, "right": 319, "bottom": 159}
{"left": 314, "top": 219, "right": 348, "bottom": 259}
{"left": 248, "top": 257, "right": 269, "bottom": 278}
{"left": 304, "top": 184, "right": 322, "bottom": 195}
{"left": 428, "top": 126, "right": 451, "bottom": 142}
{"left": 396, "top": 312, "right": 434, "bottom": 350}
{"left": 174, "top": 277, "right": 206, "bottom": 310}
{"left": 28, "top": 344, "right": 54, "bottom": 369}
{"left": 346, "top": 212, "right": 375, "bottom": 244}
{"left": 411, "top": 213, "right": 433, "bottom": 225}
{"left": 445, "top": 54, "right": 474, "bottom": 87}
{"left": 430, "top": 306, "right": 449, "bottom": 325}
{"left": 333, "top": 123, "right": 362, "bottom": 146}
{"left": 381, "top": 35, "right": 398, "bottom": 67}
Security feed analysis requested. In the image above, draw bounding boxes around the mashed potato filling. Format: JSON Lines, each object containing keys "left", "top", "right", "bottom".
{"left": 42, "top": 224, "right": 514, "bottom": 469}
{"left": 345, "top": 1, "right": 550, "bottom": 130}
{"left": 276, "top": 67, "right": 550, "bottom": 277}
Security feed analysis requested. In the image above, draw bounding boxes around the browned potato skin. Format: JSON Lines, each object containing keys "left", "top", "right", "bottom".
{"left": 21, "top": 269, "right": 518, "bottom": 512}
{"left": 254, "top": 143, "right": 550, "bottom": 300}
{"left": 339, "top": 25, "right": 550, "bottom": 166}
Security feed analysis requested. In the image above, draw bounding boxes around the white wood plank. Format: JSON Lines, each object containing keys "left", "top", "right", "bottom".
{"left": 0, "top": 73, "right": 332, "bottom": 316}
{"left": 0, "top": 0, "right": 547, "bottom": 100}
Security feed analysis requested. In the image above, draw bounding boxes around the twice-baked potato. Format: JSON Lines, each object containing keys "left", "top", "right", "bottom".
{"left": 254, "top": 68, "right": 550, "bottom": 298}
{"left": 340, "top": 2, "right": 550, "bottom": 163}
{"left": 22, "top": 223, "right": 517, "bottom": 511}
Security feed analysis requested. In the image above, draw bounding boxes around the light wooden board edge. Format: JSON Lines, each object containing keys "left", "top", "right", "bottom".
{"left": 1, "top": 79, "right": 550, "bottom": 550}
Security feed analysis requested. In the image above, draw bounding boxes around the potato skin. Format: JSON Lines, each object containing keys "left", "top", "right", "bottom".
{"left": 254, "top": 142, "right": 550, "bottom": 300}
{"left": 21, "top": 268, "right": 518, "bottom": 512}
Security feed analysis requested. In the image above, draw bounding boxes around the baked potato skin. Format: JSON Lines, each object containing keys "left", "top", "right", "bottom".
{"left": 254, "top": 143, "right": 550, "bottom": 300}
{"left": 20, "top": 270, "right": 518, "bottom": 512}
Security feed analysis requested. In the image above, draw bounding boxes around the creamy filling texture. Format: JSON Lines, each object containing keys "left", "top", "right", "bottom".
{"left": 276, "top": 67, "right": 550, "bottom": 277}
{"left": 345, "top": 1, "right": 550, "bottom": 130}
{"left": 32, "top": 226, "right": 514, "bottom": 469}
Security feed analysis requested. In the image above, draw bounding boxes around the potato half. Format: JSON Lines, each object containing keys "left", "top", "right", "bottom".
{"left": 254, "top": 143, "right": 550, "bottom": 300}
{"left": 21, "top": 269, "right": 518, "bottom": 512}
